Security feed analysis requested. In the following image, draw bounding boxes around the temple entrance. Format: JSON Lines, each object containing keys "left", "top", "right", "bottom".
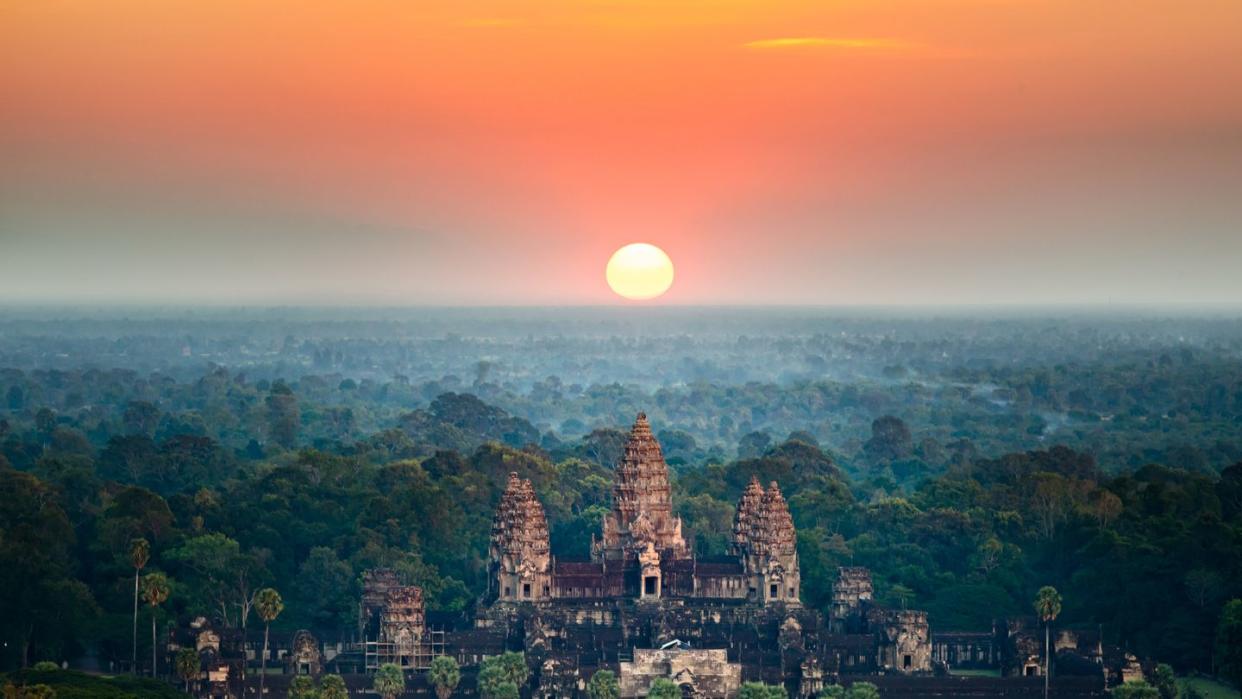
{"left": 645, "top": 576, "right": 658, "bottom": 595}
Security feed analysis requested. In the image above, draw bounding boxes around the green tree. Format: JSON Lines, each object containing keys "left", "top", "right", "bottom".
{"left": 818, "top": 686, "right": 847, "bottom": 699}
{"left": 1113, "top": 681, "right": 1161, "bottom": 699}
{"left": 1216, "top": 599, "right": 1242, "bottom": 687}
{"left": 3, "top": 684, "right": 57, "bottom": 699}
{"left": 289, "top": 675, "right": 317, "bottom": 699}
{"left": 166, "top": 533, "right": 243, "bottom": 627}
{"left": 647, "top": 678, "right": 681, "bottom": 699}
{"left": 429, "top": 655, "right": 460, "bottom": 699}
{"left": 845, "top": 682, "right": 880, "bottom": 699}
{"left": 0, "top": 470, "right": 95, "bottom": 669}
{"left": 296, "top": 547, "right": 355, "bottom": 629}
{"left": 373, "top": 663, "right": 405, "bottom": 699}
{"left": 476, "top": 663, "right": 506, "bottom": 698}
{"left": 129, "top": 538, "right": 149, "bottom": 675}
{"left": 477, "top": 652, "right": 527, "bottom": 698}
{"left": 1034, "top": 586, "right": 1062, "bottom": 699}
{"left": 739, "top": 682, "right": 788, "bottom": 699}
{"left": 255, "top": 587, "right": 284, "bottom": 699}
{"left": 140, "top": 572, "right": 170, "bottom": 678}
{"left": 585, "top": 669, "right": 620, "bottom": 699}
{"left": 265, "top": 382, "right": 301, "bottom": 450}
{"left": 1151, "top": 664, "right": 1177, "bottom": 699}
{"left": 175, "top": 647, "right": 200, "bottom": 694}
{"left": 319, "top": 674, "right": 348, "bottom": 699}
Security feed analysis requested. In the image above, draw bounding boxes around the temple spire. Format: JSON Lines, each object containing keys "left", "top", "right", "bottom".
{"left": 489, "top": 472, "right": 551, "bottom": 601}
{"left": 732, "top": 475, "right": 765, "bottom": 554}
{"left": 595, "top": 412, "right": 688, "bottom": 560}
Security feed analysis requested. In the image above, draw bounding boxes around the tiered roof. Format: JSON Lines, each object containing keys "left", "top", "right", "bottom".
{"left": 732, "top": 475, "right": 766, "bottom": 553}
{"left": 599, "top": 413, "right": 687, "bottom": 556}
{"left": 734, "top": 479, "right": 797, "bottom": 557}
{"left": 490, "top": 472, "right": 550, "bottom": 564}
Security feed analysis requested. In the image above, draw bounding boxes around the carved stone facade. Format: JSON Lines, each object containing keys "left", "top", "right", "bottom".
{"left": 360, "top": 568, "right": 401, "bottom": 634}
{"left": 490, "top": 472, "right": 552, "bottom": 602}
{"left": 618, "top": 648, "right": 742, "bottom": 698}
{"left": 596, "top": 413, "right": 689, "bottom": 561}
{"left": 286, "top": 630, "right": 322, "bottom": 676}
{"left": 380, "top": 586, "right": 427, "bottom": 667}
{"left": 487, "top": 414, "right": 798, "bottom": 608}
{"left": 733, "top": 478, "right": 801, "bottom": 605}
{"left": 829, "top": 567, "right": 873, "bottom": 633}
{"left": 871, "top": 608, "right": 932, "bottom": 674}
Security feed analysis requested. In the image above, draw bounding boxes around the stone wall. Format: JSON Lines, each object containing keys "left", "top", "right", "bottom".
{"left": 619, "top": 648, "right": 741, "bottom": 698}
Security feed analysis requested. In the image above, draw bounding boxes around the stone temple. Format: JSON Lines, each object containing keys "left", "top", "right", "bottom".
{"left": 191, "top": 413, "right": 1118, "bottom": 697}
{"left": 468, "top": 413, "right": 929, "bottom": 697}
{"left": 489, "top": 413, "right": 800, "bottom": 607}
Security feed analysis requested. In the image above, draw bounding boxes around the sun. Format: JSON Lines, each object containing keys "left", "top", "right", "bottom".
{"left": 606, "top": 243, "right": 675, "bottom": 300}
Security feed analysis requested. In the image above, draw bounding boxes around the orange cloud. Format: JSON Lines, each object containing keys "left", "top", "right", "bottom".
{"left": 743, "top": 37, "right": 913, "bottom": 50}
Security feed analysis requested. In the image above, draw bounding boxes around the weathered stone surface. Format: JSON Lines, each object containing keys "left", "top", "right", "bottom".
{"left": 872, "top": 608, "right": 932, "bottom": 674}
{"left": 597, "top": 413, "right": 689, "bottom": 561}
{"left": 830, "top": 567, "right": 873, "bottom": 632}
{"left": 731, "top": 475, "right": 765, "bottom": 554}
{"left": 286, "top": 629, "right": 322, "bottom": 676}
{"left": 381, "top": 586, "right": 426, "bottom": 660}
{"left": 360, "top": 568, "right": 401, "bottom": 633}
{"left": 619, "top": 648, "right": 741, "bottom": 698}
{"left": 732, "top": 479, "right": 800, "bottom": 605}
{"left": 490, "top": 471, "right": 552, "bottom": 601}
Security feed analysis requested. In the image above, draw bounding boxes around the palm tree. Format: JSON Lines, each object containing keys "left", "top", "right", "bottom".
{"left": 129, "top": 538, "right": 149, "bottom": 674}
{"left": 141, "top": 572, "right": 170, "bottom": 678}
{"left": 319, "top": 674, "right": 348, "bottom": 699}
{"left": 175, "top": 647, "right": 200, "bottom": 695}
{"left": 1034, "top": 586, "right": 1063, "bottom": 699}
{"left": 647, "top": 678, "right": 681, "bottom": 699}
{"left": 585, "top": 669, "right": 620, "bottom": 699}
{"left": 429, "top": 655, "right": 461, "bottom": 699}
{"left": 289, "top": 676, "right": 316, "bottom": 699}
{"left": 373, "top": 663, "right": 405, "bottom": 699}
{"left": 255, "top": 587, "right": 284, "bottom": 698}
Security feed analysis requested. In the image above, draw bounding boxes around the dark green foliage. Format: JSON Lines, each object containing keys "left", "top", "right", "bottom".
{"left": 2, "top": 331, "right": 1242, "bottom": 679}
{"left": 1113, "top": 681, "right": 1161, "bottom": 699}
{"left": 1152, "top": 664, "right": 1178, "bottom": 699}
{"left": 585, "top": 669, "right": 620, "bottom": 699}
{"left": 477, "top": 652, "right": 528, "bottom": 697}
{"left": 1, "top": 669, "right": 187, "bottom": 698}
{"left": 647, "top": 678, "right": 681, "bottom": 699}
{"left": 738, "top": 682, "right": 789, "bottom": 699}
{"left": 1216, "top": 600, "right": 1242, "bottom": 688}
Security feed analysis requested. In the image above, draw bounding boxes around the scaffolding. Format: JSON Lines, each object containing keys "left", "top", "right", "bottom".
{"left": 363, "top": 627, "right": 448, "bottom": 671}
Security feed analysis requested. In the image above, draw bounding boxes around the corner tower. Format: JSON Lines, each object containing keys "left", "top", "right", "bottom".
{"left": 489, "top": 472, "right": 551, "bottom": 601}
{"left": 734, "top": 479, "right": 801, "bottom": 605}
{"left": 595, "top": 413, "right": 689, "bottom": 562}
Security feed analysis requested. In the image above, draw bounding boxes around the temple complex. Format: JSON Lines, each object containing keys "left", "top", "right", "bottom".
{"left": 175, "top": 413, "right": 1128, "bottom": 697}
{"left": 463, "top": 413, "right": 935, "bottom": 696}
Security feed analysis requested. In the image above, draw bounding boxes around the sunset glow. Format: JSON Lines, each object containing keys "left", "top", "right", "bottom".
{"left": 606, "top": 244, "right": 675, "bottom": 301}
{"left": 1, "top": 0, "right": 1240, "bottom": 304}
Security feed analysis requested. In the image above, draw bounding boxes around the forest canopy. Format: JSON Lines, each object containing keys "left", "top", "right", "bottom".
{"left": 1, "top": 309, "right": 1240, "bottom": 678}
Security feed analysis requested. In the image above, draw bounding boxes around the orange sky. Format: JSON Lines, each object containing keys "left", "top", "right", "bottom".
{"left": 2, "top": 0, "right": 1241, "bottom": 304}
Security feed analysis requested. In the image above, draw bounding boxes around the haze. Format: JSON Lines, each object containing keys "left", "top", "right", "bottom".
{"left": 2, "top": 0, "right": 1241, "bottom": 305}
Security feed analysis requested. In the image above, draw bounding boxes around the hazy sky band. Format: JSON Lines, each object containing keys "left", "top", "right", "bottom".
{"left": 2, "top": 0, "right": 1240, "bottom": 304}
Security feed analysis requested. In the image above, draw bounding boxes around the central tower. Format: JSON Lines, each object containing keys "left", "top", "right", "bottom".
{"left": 594, "top": 412, "right": 689, "bottom": 562}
